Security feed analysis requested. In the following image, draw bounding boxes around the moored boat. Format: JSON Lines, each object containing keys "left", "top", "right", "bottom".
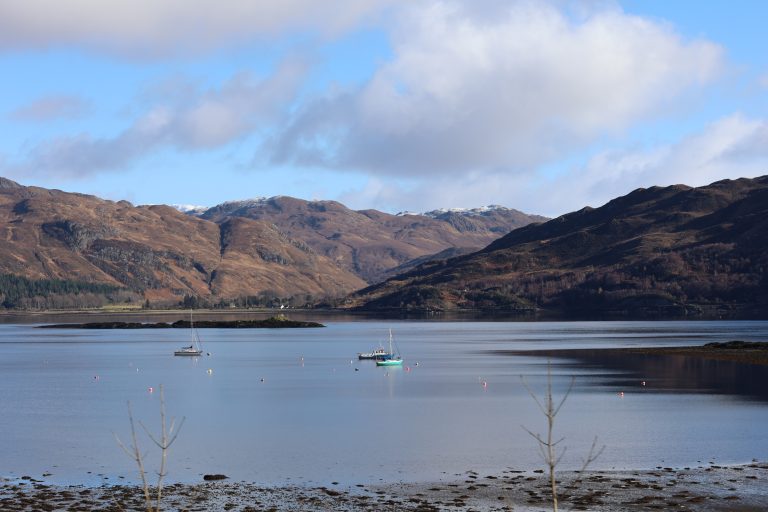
{"left": 174, "top": 311, "right": 204, "bottom": 356}
{"left": 375, "top": 356, "right": 403, "bottom": 366}
{"left": 358, "top": 346, "right": 392, "bottom": 360}
{"left": 375, "top": 329, "right": 403, "bottom": 366}
{"left": 174, "top": 344, "right": 203, "bottom": 356}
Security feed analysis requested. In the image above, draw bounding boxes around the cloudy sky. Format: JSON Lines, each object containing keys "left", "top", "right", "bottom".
{"left": 1, "top": 0, "right": 766, "bottom": 217}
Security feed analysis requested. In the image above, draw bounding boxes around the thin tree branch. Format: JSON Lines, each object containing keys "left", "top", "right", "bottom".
{"left": 114, "top": 401, "right": 152, "bottom": 512}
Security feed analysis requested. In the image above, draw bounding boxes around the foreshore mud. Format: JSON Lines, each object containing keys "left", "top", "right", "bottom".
{"left": 2, "top": 462, "right": 766, "bottom": 511}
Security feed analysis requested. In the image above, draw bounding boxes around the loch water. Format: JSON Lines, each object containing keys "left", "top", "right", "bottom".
{"left": 1, "top": 319, "right": 767, "bottom": 486}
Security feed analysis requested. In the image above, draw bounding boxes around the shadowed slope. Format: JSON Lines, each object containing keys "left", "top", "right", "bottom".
{"left": 348, "top": 176, "right": 768, "bottom": 317}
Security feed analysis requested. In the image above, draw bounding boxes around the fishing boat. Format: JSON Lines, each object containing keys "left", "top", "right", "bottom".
{"left": 174, "top": 311, "right": 204, "bottom": 356}
{"left": 375, "top": 329, "right": 403, "bottom": 366}
{"left": 357, "top": 345, "right": 392, "bottom": 360}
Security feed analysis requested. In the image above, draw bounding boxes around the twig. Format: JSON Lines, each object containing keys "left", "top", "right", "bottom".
{"left": 139, "top": 385, "right": 185, "bottom": 511}
{"left": 114, "top": 401, "right": 152, "bottom": 512}
{"left": 115, "top": 385, "right": 185, "bottom": 512}
{"left": 520, "top": 361, "right": 590, "bottom": 512}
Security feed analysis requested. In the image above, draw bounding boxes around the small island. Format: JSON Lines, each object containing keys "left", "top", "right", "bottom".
{"left": 39, "top": 315, "right": 325, "bottom": 329}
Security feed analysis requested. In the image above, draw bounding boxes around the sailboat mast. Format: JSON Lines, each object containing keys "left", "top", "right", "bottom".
{"left": 190, "top": 309, "right": 202, "bottom": 350}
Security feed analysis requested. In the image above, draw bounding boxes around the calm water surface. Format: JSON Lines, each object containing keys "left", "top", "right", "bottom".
{"left": 1, "top": 319, "right": 767, "bottom": 486}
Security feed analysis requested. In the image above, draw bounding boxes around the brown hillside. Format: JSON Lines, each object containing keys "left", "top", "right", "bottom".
{"left": 0, "top": 179, "right": 364, "bottom": 304}
{"left": 200, "top": 197, "right": 546, "bottom": 283}
{"left": 349, "top": 176, "right": 768, "bottom": 317}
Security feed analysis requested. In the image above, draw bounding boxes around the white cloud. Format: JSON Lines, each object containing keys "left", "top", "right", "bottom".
{"left": 1, "top": 0, "right": 744, "bottom": 214}
{"left": 5, "top": 61, "right": 306, "bottom": 178}
{"left": 338, "top": 170, "right": 544, "bottom": 216}
{"left": 336, "top": 114, "right": 768, "bottom": 216}
{"left": 0, "top": 0, "right": 394, "bottom": 57}
{"left": 554, "top": 113, "right": 768, "bottom": 211}
{"left": 8, "top": 95, "right": 90, "bottom": 122}
{"left": 270, "top": 0, "right": 723, "bottom": 177}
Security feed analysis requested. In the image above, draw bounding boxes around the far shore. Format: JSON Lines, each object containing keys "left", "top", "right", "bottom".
{"left": 5, "top": 307, "right": 765, "bottom": 323}
{"left": 0, "top": 307, "right": 327, "bottom": 317}
{"left": 2, "top": 462, "right": 766, "bottom": 511}
{"left": 0, "top": 308, "right": 355, "bottom": 325}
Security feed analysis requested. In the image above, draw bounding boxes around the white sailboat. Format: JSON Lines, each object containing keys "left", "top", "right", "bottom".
{"left": 174, "top": 310, "right": 204, "bottom": 356}
{"left": 375, "top": 329, "right": 403, "bottom": 366}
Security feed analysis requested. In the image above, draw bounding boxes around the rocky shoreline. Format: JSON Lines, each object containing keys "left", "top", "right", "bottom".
{"left": 2, "top": 462, "right": 766, "bottom": 511}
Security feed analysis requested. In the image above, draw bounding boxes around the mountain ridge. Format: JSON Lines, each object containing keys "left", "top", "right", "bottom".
{"left": 195, "top": 194, "right": 546, "bottom": 283}
{"left": 0, "top": 180, "right": 366, "bottom": 307}
{"left": 347, "top": 175, "right": 768, "bottom": 318}
{"left": 0, "top": 177, "right": 544, "bottom": 308}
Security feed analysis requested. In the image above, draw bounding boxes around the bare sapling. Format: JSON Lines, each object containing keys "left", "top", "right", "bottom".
{"left": 114, "top": 385, "right": 185, "bottom": 512}
{"left": 114, "top": 401, "right": 151, "bottom": 509}
{"left": 521, "top": 361, "right": 603, "bottom": 512}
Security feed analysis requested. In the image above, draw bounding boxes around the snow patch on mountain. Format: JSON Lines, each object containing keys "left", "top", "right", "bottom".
{"left": 171, "top": 204, "right": 208, "bottom": 215}
{"left": 397, "top": 205, "right": 511, "bottom": 217}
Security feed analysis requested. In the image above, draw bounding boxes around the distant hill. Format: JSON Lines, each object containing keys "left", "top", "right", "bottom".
{"left": 0, "top": 178, "right": 365, "bottom": 307}
{"left": 195, "top": 197, "right": 546, "bottom": 283}
{"left": 347, "top": 176, "right": 768, "bottom": 318}
{"left": 0, "top": 177, "right": 544, "bottom": 308}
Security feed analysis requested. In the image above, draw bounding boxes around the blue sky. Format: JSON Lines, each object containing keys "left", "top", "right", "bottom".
{"left": 0, "top": 0, "right": 766, "bottom": 217}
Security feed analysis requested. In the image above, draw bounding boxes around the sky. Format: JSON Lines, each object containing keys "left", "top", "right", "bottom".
{"left": 0, "top": 0, "right": 766, "bottom": 217}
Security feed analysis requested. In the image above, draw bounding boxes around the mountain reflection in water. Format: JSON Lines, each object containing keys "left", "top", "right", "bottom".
{"left": 500, "top": 349, "right": 768, "bottom": 402}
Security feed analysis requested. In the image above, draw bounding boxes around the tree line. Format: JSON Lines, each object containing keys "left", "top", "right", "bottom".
{"left": 0, "top": 273, "right": 137, "bottom": 309}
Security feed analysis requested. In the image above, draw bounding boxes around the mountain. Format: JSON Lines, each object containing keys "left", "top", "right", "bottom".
{"left": 379, "top": 246, "right": 477, "bottom": 280}
{"left": 0, "top": 178, "right": 544, "bottom": 308}
{"left": 0, "top": 178, "right": 365, "bottom": 307}
{"left": 347, "top": 176, "right": 768, "bottom": 318}
{"left": 196, "top": 197, "right": 546, "bottom": 283}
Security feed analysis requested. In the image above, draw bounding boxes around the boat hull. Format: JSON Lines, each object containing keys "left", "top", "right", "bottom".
{"left": 376, "top": 358, "right": 403, "bottom": 366}
{"left": 174, "top": 350, "right": 203, "bottom": 356}
{"left": 358, "top": 352, "right": 393, "bottom": 360}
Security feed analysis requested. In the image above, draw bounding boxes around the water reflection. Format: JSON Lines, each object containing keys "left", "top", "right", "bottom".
{"left": 504, "top": 349, "right": 768, "bottom": 402}
{"left": 2, "top": 320, "right": 768, "bottom": 485}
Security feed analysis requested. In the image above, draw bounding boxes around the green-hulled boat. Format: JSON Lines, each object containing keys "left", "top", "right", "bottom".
{"left": 375, "top": 329, "right": 403, "bottom": 366}
{"left": 376, "top": 357, "right": 403, "bottom": 366}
